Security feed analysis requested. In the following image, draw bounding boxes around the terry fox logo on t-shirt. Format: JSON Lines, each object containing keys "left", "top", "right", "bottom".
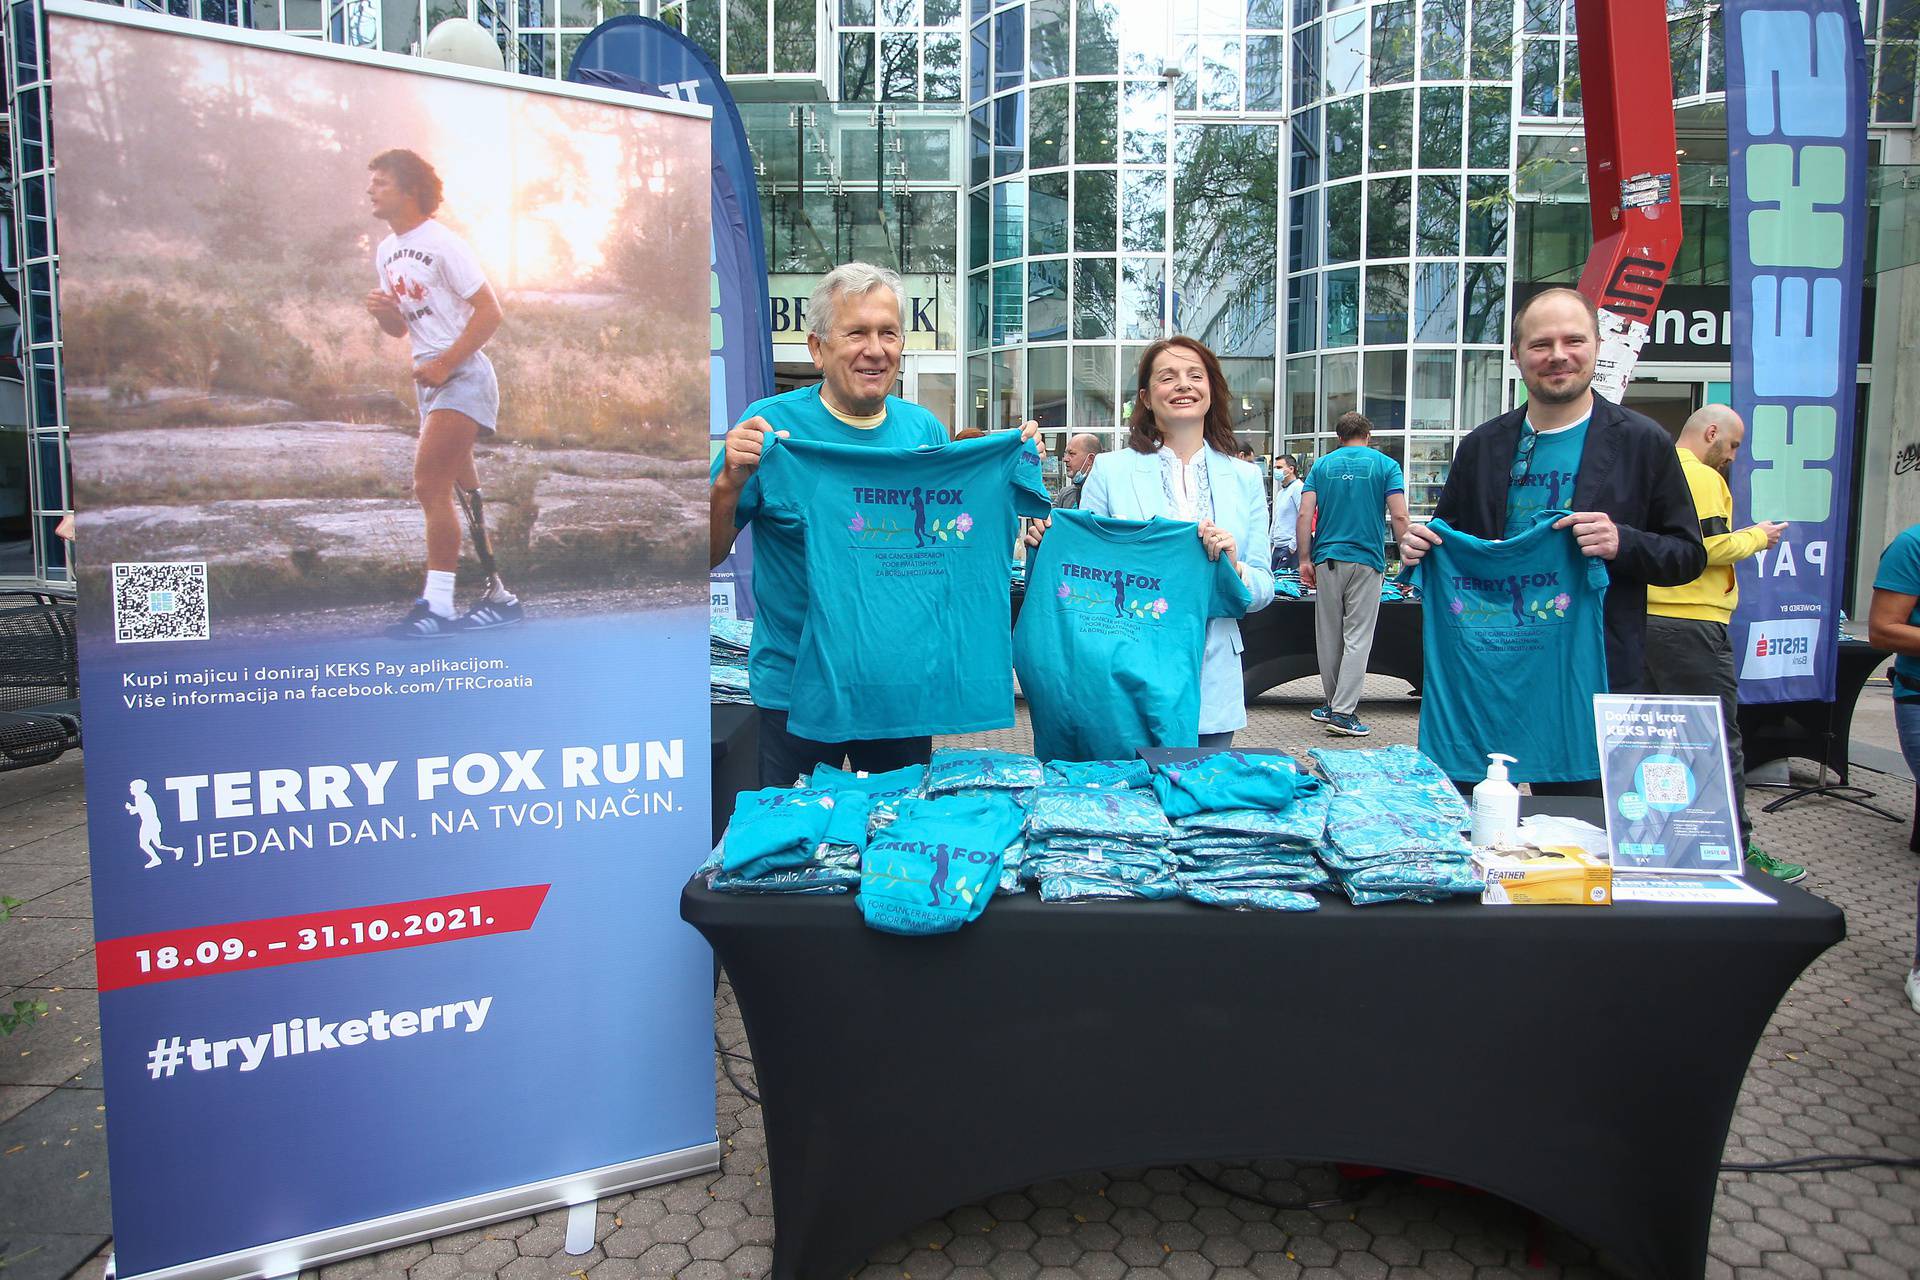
{"left": 1441, "top": 570, "right": 1568, "bottom": 626}
{"left": 1055, "top": 562, "right": 1170, "bottom": 622}
{"left": 847, "top": 485, "right": 970, "bottom": 547}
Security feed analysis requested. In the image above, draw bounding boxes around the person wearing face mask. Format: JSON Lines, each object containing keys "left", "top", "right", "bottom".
{"left": 1641, "top": 404, "right": 1798, "bottom": 883}
{"left": 1025, "top": 337, "right": 1275, "bottom": 749}
{"left": 1053, "top": 433, "right": 1103, "bottom": 509}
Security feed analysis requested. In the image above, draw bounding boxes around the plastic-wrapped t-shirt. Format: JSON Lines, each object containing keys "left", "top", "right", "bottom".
{"left": 1178, "top": 879, "right": 1319, "bottom": 912}
{"left": 1028, "top": 786, "right": 1174, "bottom": 843}
{"left": 859, "top": 794, "right": 1026, "bottom": 935}
{"left": 927, "top": 748, "right": 1045, "bottom": 794}
{"left": 1172, "top": 791, "right": 1329, "bottom": 849}
{"left": 1042, "top": 759, "right": 1152, "bottom": 790}
{"left": 1321, "top": 799, "right": 1474, "bottom": 872}
{"left": 1150, "top": 751, "right": 1320, "bottom": 818}
{"left": 1309, "top": 744, "right": 1470, "bottom": 830}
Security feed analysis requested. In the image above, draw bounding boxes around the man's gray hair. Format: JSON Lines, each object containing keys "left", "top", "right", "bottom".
{"left": 808, "top": 262, "right": 907, "bottom": 340}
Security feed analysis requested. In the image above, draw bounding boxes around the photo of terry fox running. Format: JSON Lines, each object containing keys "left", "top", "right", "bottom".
{"left": 363, "top": 149, "right": 523, "bottom": 639}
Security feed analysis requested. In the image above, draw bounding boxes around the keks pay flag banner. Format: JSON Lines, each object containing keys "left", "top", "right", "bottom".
{"left": 1725, "top": 0, "right": 1869, "bottom": 704}
{"left": 50, "top": 5, "right": 716, "bottom": 1275}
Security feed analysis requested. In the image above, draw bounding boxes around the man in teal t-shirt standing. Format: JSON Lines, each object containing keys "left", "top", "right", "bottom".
{"left": 1296, "top": 412, "right": 1409, "bottom": 737}
{"left": 709, "top": 263, "right": 948, "bottom": 786}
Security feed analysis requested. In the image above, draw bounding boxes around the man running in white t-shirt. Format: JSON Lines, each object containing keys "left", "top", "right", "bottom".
{"left": 363, "top": 148, "right": 522, "bottom": 638}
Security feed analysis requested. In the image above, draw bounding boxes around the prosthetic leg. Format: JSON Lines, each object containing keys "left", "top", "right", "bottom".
{"left": 455, "top": 484, "right": 523, "bottom": 627}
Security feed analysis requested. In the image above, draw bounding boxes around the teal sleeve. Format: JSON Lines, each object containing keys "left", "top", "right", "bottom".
{"left": 1585, "top": 554, "right": 1610, "bottom": 592}
{"left": 1011, "top": 437, "right": 1053, "bottom": 516}
{"left": 1210, "top": 550, "right": 1253, "bottom": 620}
{"left": 1873, "top": 528, "right": 1920, "bottom": 596}
{"left": 1302, "top": 462, "right": 1319, "bottom": 496}
{"left": 1385, "top": 456, "right": 1405, "bottom": 495}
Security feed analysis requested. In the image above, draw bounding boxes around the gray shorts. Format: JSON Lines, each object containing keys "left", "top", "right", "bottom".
{"left": 417, "top": 351, "right": 499, "bottom": 434}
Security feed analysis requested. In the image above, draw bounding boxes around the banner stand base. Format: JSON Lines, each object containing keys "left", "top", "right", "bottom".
{"left": 564, "top": 1202, "right": 597, "bottom": 1255}
{"left": 117, "top": 1143, "right": 721, "bottom": 1280}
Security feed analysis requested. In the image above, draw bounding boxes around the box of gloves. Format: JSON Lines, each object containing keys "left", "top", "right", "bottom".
{"left": 1473, "top": 845, "right": 1612, "bottom": 906}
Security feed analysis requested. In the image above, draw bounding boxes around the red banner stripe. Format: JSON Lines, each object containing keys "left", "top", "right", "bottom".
{"left": 94, "top": 885, "right": 550, "bottom": 992}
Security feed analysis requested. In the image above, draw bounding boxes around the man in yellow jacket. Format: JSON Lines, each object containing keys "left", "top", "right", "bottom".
{"left": 1643, "top": 405, "right": 1796, "bottom": 880}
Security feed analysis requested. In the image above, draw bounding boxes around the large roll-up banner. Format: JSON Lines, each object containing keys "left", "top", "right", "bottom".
{"left": 51, "top": 4, "right": 718, "bottom": 1275}
{"left": 1725, "top": 0, "right": 1870, "bottom": 705}
{"left": 567, "top": 16, "right": 776, "bottom": 621}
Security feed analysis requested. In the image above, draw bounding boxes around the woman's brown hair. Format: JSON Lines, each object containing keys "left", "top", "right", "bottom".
{"left": 1126, "top": 336, "right": 1240, "bottom": 457}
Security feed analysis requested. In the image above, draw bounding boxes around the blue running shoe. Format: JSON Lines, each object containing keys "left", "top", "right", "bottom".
{"left": 1325, "top": 711, "right": 1371, "bottom": 737}
{"left": 1309, "top": 705, "right": 1332, "bottom": 723}
{"left": 387, "top": 599, "right": 459, "bottom": 640}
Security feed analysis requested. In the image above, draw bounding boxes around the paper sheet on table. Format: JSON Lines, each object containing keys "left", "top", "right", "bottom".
{"left": 1612, "top": 873, "right": 1775, "bottom": 905}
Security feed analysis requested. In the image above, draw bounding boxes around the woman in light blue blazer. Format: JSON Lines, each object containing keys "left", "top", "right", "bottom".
{"left": 1031, "top": 336, "right": 1276, "bottom": 748}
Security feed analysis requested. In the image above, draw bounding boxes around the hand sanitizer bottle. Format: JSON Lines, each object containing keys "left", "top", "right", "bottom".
{"left": 1470, "top": 753, "right": 1520, "bottom": 848}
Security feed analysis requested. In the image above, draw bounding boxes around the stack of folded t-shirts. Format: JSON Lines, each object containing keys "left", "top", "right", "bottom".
{"left": 1169, "top": 788, "right": 1332, "bottom": 910}
{"left": 1308, "top": 744, "right": 1470, "bottom": 830}
{"left": 1023, "top": 785, "right": 1177, "bottom": 902}
{"left": 1150, "top": 752, "right": 1328, "bottom": 911}
{"left": 709, "top": 616, "right": 753, "bottom": 705}
{"left": 703, "top": 785, "right": 867, "bottom": 894}
{"left": 926, "top": 748, "right": 1044, "bottom": 891}
{"left": 1309, "top": 745, "right": 1478, "bottom": 904}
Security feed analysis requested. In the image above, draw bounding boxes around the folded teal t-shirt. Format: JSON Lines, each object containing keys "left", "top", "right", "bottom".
{"left": 1149, "top": 751, "right": 1321, "bottom": 818}
{"left": 859, "top": 794, "right": 1027, "bottom": 935}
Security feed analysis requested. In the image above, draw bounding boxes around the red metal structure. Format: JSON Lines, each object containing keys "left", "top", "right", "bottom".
{"left": 1570, "top": 0, "right": 1685, "bottom": 400}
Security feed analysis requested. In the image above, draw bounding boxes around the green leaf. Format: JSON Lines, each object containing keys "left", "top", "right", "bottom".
{"left": 938, "top": 530, "right": 949, "bottom": 541}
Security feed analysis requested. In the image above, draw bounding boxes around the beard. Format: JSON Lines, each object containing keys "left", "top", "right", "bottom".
{"left": 1527, "top": 369, "right": 1593, "bottom": 405}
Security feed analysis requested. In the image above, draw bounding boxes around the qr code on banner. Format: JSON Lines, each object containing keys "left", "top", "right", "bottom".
{"left": 112, "top": 562, "right": 210, "bottom": 644}
{"left": 1641, "top": 760, "right": 1690, "bottom": 807}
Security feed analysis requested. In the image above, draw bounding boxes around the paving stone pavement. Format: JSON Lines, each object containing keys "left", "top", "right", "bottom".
{"left": 9, "top": 675, "right": 1919, "bottom": 1280}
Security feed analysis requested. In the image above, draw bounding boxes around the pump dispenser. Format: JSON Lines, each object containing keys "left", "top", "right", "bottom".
{"left": 1470, "top": 752, "right": 1520, "bottom": 848}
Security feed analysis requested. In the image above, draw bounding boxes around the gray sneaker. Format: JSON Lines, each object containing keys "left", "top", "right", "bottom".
{"left": 1325, "top": 711, "right": 1371, "bottom": 737}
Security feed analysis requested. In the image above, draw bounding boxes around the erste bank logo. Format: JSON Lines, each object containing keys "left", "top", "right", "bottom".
{"left": 1740, "top": 619, "right": 1822, "bottom": 680}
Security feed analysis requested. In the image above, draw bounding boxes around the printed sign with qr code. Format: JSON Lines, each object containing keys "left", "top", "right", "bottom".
{"left": 112, "top": 562, "right": 210, "bottom": 644}
{"left": 1640, "top": 761, "right": 1691, "bottom": 807}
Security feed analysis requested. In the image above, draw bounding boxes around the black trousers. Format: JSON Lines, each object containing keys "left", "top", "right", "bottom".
{"left": 1640, "top": 615, "right": 1754, "bottom": 851}
{"left": 755, "top": 706, "right": 932, "bottom": 789}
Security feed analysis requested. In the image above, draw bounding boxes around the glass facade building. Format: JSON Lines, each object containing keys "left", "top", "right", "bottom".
{"left": 4, "top": 0, "right": 1920, "bottom": 590}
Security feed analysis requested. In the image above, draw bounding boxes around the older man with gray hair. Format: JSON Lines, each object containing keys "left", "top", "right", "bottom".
{"left": 1642, "top": 403, "right": 1800, "bottom": 882}
{"left": 709, "top": 262, "right": 1038, "bottom": 786}
{"left": 709, "top": 262, "right": 946, "bottom": 785}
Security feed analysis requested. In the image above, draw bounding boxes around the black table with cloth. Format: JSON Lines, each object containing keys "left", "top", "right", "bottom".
{"left": 682, "top": 797, "right": 1844, "bottom": 1280}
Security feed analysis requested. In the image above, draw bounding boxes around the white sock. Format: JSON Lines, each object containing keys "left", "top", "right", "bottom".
{"left": 424, "top": 570, "right": 457, "bottom": 618}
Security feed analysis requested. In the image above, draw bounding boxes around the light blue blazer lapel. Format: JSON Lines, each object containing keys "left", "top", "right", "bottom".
{"left": 1129, "top": 449, "right": 1163, "bottom": 520}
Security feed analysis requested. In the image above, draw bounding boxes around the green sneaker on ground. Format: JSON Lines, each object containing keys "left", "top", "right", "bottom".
{"left": 1745, "top": 847, "right": 1807, "bottom": 885}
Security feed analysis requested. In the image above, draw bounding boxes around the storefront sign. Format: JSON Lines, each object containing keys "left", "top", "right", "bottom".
{"left": 767, "top": 272, "right": 955, "bottom": 351}
{"left": 53, "top": 7, "right": 717, "bottom": 1275}
{"left": 1724, "top": 0, "right": 1869, "bottom": 704}
{"left": 1594, "top": 695, "right": 1742, "bottom": 874}
{"left": 1516, "top": 282, "right": 1872, "bottom": 366}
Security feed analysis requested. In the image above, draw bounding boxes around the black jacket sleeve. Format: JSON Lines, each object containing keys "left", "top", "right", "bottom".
{"left": 1432, "top": 430, "right": 1480, "bottom": 530}
{"left": 1610, "top": 433, "right": 1707, "bottom": 587}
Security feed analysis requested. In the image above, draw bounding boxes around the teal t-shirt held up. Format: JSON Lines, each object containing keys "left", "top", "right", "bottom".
{"left": 748, "top": 429, "right": 1053, "bottom": 741}
{"left": 1412, "top": 512, "right": 1611, "bottom": 783}
{"left": 1504, "top": 412, "right": 1590, "bottom": 538}
{"left": 1303, "top": 445, "right": 1404, "bottom": 572}
{"left": 715, "top": 384, "right": 948, "bottom": 710}
{"left": 1013, "top": 508, "right": 1252, "bottom": 762}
